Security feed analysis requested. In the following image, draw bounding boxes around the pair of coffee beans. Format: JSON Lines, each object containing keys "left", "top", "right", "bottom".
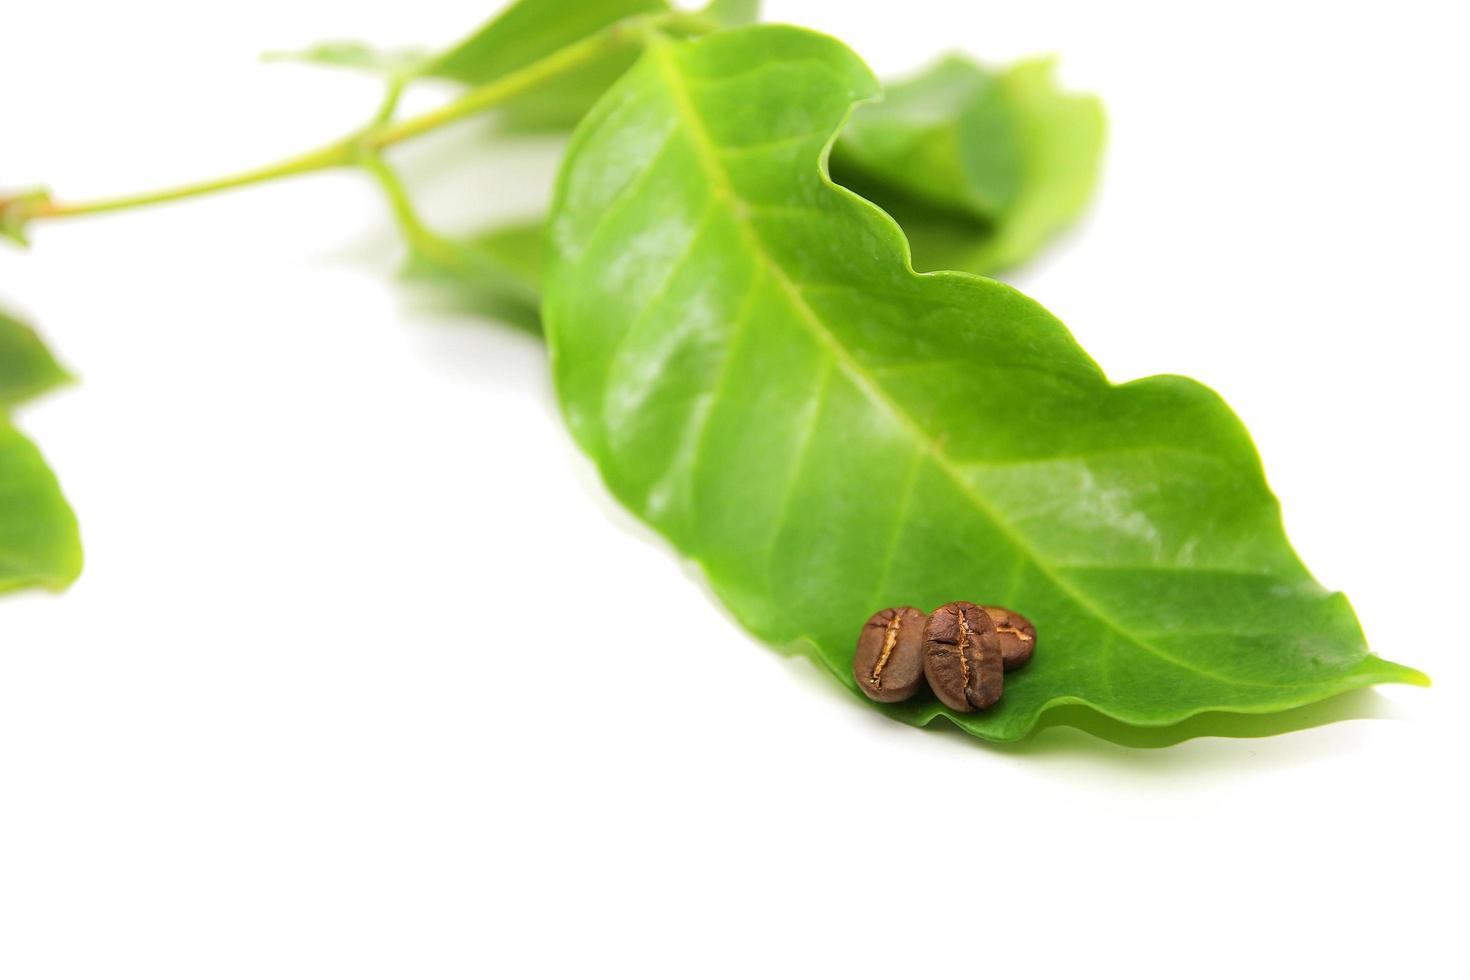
{"left": 853, "top": 602, "right": 1035, "bottom": 712}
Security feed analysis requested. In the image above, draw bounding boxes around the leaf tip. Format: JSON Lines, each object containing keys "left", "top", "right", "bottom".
{"left": 1367, "top": 656, "right": 1431, "bottom": 689}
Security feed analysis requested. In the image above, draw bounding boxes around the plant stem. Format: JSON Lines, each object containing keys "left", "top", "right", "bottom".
{"left": 365, "top": 21, "right": 641, "bottom": 148}
{"left": 32, "top": 138, "right": 361, "bottom": 220}
{"left": 15, "top": 13, "right": 671, "bottom": 227}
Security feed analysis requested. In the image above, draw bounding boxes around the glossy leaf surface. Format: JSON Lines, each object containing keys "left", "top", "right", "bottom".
{"left": 833, "top": 55, "right": 1104, "bottom": 276}
{"left": 543, "top": 26, "right": 1424, "bottom": 741}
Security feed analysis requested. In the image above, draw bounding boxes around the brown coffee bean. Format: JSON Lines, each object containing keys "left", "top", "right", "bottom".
{"left": 983, "top": 606, "right": 1037, "bottom": 672}
{"left": 923, "top": 602, "right": 1004, "bottom": 712}
{"left": 853, "top": 606, "right": 928, "bottom": 703}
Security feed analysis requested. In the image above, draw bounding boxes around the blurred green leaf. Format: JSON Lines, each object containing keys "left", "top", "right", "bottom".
{"left": 832, "top": 56, "right": 1104, "bottom": 276}
{"left": 0, "top": 306, "right": 81, "bottom": 595}
{"left": 422, "top": 0, "right": 673, "bottom": 132}
{"left": 835, "top": 54, "right": 1023, "bottom": 220}
{"left": 0, "top": 419, "right": 81, "bottom": 594}
{"left": 0, "top": 307, "right": 73, "bottom": 406}
{"left": 400, "top": 221, "right": 546, "bottom": 330}
{"left": 426, "top": 0, "right": 667, "bottom": 85}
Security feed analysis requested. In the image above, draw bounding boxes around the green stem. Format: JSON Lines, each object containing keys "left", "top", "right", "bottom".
{"left": 15, "top": 12, "right": 674, "bottom": 227}
{"left": 33, "top": 138, "right": 360, "bottom": 220}
{"left": 365, "top": 21, "right": 642, "bottom": 148}
{"left": 358, "top": 150, "right": 456, "bottom": 266}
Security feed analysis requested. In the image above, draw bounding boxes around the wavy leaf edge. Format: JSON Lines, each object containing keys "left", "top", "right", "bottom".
{"left": 543, "top": 23, "right": 1427, "bottom": 743}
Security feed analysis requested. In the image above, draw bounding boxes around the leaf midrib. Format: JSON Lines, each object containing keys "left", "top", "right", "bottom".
{"left": 646, "top": 41, "right": 1320, "bottom": 692}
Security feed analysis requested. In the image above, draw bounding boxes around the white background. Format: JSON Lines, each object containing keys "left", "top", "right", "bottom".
{"left": 3, "top": 1, "right": 1468, "bottom": 977}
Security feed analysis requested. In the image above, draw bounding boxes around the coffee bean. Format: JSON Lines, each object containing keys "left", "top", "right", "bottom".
{"left": 984, "top": 606, "right": 1037, "bottom": 672}
{"left": 853, "top": 606, "right": 928, "bottom": 702}
{"left": 923, "top": 602, "right": 1004, "bottom": 712}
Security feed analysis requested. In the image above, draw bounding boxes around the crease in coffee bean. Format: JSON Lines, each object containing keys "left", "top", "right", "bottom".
{"left": 870, "top": 614, "right": 904, "bottom": 689}
{"left": 955, "top": 609, "right": 973, "bottom": 691}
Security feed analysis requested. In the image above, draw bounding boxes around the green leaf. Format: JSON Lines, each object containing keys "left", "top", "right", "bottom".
{"left": 834, "top": 54, "right": 1024, "bottom": 220}
{"left": 0, "top": 307, "right": 73, "bottom": 406}
{"left": 0, "top": 418, "right": 81, "bottom": 594}
{"left": 0, "top": 417, "right": 81, "bottom": 593}
{"left": 832, "top": 55, "right": 1104, "bottom": 277}
{"left": 543, "top": 26, "right": 1425, "bottom": 742}
{"left": 0, "top": 308, "right": 81, "bottom": 594}
{"left": 399, "top": 220, "right": 546, "bottom": 330}
{"left": 362, "top": 153, "right": 544, "bottom": 330}
{"left": 422, "top": 0, "right": 673, "bottom": 132}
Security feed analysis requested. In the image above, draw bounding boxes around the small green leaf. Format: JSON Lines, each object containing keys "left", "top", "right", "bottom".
{"left": 425, "top": 0, "right": 666, "bottom": 84}
{"left": 400, "top": 221, "right": 546, "bottom": 330}
{"left": 0, "top": 307, "right": 83, "bottom": 594}
{"left": 544, "top": 26, "right": 1424, "bottom": 742}
{"left": 0, "top": 307, "right": 73, "bottom": 406}
{"left": 363, "top": 153, "right": 544, "bottom": 330}
{"left": 834, "top": 54, "right": 1024, "bottom": 220}
{"left": 423, "top": 0, "right": 672, "bottom": 132}
{"left": 832, "top": 55, "right": 1104, "bottom": 277}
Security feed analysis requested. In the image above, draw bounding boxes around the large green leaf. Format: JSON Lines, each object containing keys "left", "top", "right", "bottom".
{"left": 832, "top": 55, "right": 1105, "bottom": 277}
{"left": 543, "top": 25, "right": 1425, "bottom": 742}
{"left": 0, "top": 307, "right": 81, "bottom": 594}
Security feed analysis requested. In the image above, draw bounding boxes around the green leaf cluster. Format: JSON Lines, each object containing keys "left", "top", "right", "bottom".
{"left": 0, "top": 307, "right": 81, "bottom": 595}
{"left": 4, "top": 4, "right": 1422, "bottom": 745}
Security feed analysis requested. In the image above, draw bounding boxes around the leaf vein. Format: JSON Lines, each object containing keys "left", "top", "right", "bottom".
{"left": 647, "top": 40, "right": 1298, "bottom": 691}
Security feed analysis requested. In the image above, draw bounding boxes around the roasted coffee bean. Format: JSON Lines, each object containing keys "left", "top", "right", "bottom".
{"left": 923, "top": 601, "right": 1004, "bottom": 712}
{"left": 984, "top": 606, "right": 1037, "bottom": 672}
{"left": 853, "top": 606, "right": 928, "bottom": 703}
